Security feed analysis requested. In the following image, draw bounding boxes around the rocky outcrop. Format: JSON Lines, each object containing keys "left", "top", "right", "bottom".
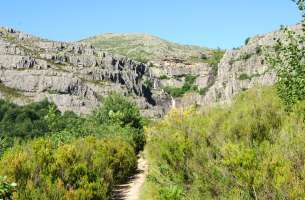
{"left": 0, "top": 25, "right": 300, "bottom": 117}
{"left": 0, "top": 27, "right": 171, "bottom": 117}
{"left": 178, "top": 24, "right": 302, "bottom": 107}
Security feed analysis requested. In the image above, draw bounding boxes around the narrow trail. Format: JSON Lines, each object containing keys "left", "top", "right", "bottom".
{"left": 112, "top": 156, "right": 148, "bottom": 200}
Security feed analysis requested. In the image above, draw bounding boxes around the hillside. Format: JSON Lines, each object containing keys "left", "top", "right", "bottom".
{"left": 0, "top": 25, "right": 301, "bottom": 118}
{"left": 81, "top": 33, "right": 212, "bottom": 63}
{"left": 0, "top": 27, "right": 170, "bottom": 118}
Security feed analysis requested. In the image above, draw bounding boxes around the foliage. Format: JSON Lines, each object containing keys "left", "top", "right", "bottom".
{"left": 0, "top": 99, "right": 84, "bottom": 154}
{"left": 0, "top": 100, "right": 51, "bottom": 151}
{"left": 0, "top": 93, "right": 145, "bottom": 199}
{"left": 0, "top": 136, "right": 136, "bottom": 200}
{"left": 163, "top": 50, "right": 224, "bottom": 97}
{"left": 0, "top": 176, "right": 16, "bottom": 200}
{"left": 144, "top": 87, "right": 305, "bottom": 200}
{"left": 159, "top": 75, "right": 169, "bottom": 80}
{"left": 238, "top": 73, "right": 251, "bottom": 80}
{"left": 255, "top": 46, "right": 263, "bottom": 55}
{"left": 245, "top": 37, "right": 251, "bottom": 45}
{"left": 239, "top": 52, "right": 252, "bottom": 60}
{"left": 207, "top": 49, "right": 224, "bottom": 76}
{"left": 266, "top": 0, "right": 305, "bottom": 107}
{"left": 198, "top": 87, "right": 209, "bottom": 96}
{"left": 163, "top": 75, "right": 198, "bottom": 97}
{"left": 144, "top": 79, "right": 154, "bottom": 89}
{"left": 93, "top": 93, "right": 145, "bottom": 152}
{"left": 196, "top": 49, "right": 224, "bottom": 96}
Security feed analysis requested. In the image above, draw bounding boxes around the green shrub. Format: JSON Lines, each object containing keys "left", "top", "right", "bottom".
{"left": 255, "top": 46, "right": 262, "bottom": 55}
{"left": 0, "top": 99, "right": 50, "bottom": 137}
{"left": 240, "top": 53, "right": 252, "bottom": 60}
{"left": 265, "top": 0, "right": 305, "bottom": 108}
{"left": 0, "top": 99, "right": 86, "bottom": 155}
{"left": 238, "top": 73, "right": 251, "bottom": 80}
{"left": 163, "top": 75, "right": 198, "bottom": 97}
{"left": 198, "top": 87, "right": 208, "bottom": 96}
{"left": 0, "top": 93, "right": 145, "bottom": 199}
{"left": 159, "top": 75, "right": 169, "bottom": 80}
{"left": 144, "top": 79, "right": 153, "bottom": 89}
{"left": 0, "top": 136, "right": 137, "bottom": 200}
{"left": 144, "top": 87, "right": 305, "bottom": 199}
{"left": 94, "top": 93, "right": 145, "bottom": 152}
{"left": 0, "top": 176, "right": 16, "bottom": 200}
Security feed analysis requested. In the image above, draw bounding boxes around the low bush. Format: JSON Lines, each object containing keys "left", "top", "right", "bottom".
{"left": 0, "top": 176, "right": 16, "bottom": 200}
{"left": 159, "top": 75, "right": 169, "bottom": 80}
{"left": 163, "top": 75, "right": 198, "bottom": 97}
{"left": 238, "top": 73, "right": 251, "bottom": 80}
{"left": 0, "top": 136, "right": 137, "bottom": 200}
{"left": 144, "top": 86, "right": 305, "bottom": 199}
{"left": 0, "top": 93, "right": 145, "bottom": 199}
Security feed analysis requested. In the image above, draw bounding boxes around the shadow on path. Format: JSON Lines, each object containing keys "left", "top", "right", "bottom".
{"left": 112, "top": 156, "right": 148, "bottom": 200}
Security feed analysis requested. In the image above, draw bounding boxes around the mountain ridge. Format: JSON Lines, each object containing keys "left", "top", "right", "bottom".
{"left": 81, "top": 32, "right": 214, "bottom": 64}
{"left": 0, "top": 25, "right": 300, "bottom": 117}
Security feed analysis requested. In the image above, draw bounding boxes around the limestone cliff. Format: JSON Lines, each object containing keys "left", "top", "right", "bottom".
{"left": 0, "top": 25, "right": 300, "bottom": 117}
{"left": 0, "top": 27, "right": 170, "bottom": 117}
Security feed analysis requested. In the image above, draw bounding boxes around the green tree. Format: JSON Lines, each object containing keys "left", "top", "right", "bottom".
{"left": 94, "top": 93, "right": 145, "bottom": 152}
{"left": 266, "top": 0, "right": 305, "bottom": 107}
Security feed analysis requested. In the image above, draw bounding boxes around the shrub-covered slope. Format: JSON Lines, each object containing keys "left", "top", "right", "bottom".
{"left": 143, "top": 87, "right": 305, "bottom": 199}
{"left": 0, "top": 93, "right": 145, "bottom": 199}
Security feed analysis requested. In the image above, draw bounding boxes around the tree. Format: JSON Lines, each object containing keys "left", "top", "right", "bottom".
{"left": 266, "top": 0, "right": 305, "bottom": 107}
{"left": 94, "top": 93, "right": 145, "bottom": 152}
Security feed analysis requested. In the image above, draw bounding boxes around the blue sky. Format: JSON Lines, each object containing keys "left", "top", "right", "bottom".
{"left": 0, "top": 0, "right": 301, "bottom": 49}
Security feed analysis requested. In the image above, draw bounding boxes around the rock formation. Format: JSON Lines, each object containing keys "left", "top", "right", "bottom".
{"left": 0, "top": 25, "right": 300, "bottom": 117}
{"left": 0, "top": 27, "right": 170, "bottom": 117}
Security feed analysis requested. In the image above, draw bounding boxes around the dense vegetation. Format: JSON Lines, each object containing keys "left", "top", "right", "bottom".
{"left": 142, "top": 87, "right": 305, "bottom": 199}
{"left": 0, "top": 99, "right": 84, "bottom": 155}
{"left": 0, "top": 176, "right": 16, "bottom": 200}
{"left": 163, "top": 75, "right": 198, "bottom": 97}
{"left": 0, "top": 137, "right": 136, "bottom": 199}
{"left": 0, "top": 93, "right": 145, "bottom": 199}
{"left": 266, "top": 0, "right": 305, "bottom": 107}
{"left": 1, "top": 1, "right": 304, "bottom": 199}
{"left": 142, "top": 2, "right": 305, "bottom": 199}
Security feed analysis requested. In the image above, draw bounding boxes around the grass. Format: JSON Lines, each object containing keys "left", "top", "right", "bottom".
{"left": 82, "top": 33, "right": 213, "bottom": 64}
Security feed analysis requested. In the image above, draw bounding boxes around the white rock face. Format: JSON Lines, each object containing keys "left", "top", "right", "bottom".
{"left": 0, "top": 25, "right": 301, "bottom": 117}
{"left": 179, "top": 25, "right": 301, "bottom": 107}
{"left": 0, "top": 27, "right": 171, "bottom": 117}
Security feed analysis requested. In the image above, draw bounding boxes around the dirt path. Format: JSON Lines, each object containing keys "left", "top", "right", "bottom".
{"left": 112, "top": 156, "right": 148, "bottom": 200}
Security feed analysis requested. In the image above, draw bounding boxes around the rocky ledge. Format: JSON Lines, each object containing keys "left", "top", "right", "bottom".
{"left": 0, "top": 25, "right": 300, "bottom": 117}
